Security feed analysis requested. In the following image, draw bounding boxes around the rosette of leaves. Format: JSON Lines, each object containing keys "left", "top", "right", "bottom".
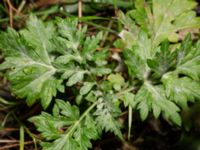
{"left": 116, "top": 0, "right": 200, "bottom": 126}
{"left": 0, "top": 16, "right": 125, "bottom": 150}
{"left": 0, "top": 16, "right": 111, "bottom": 109}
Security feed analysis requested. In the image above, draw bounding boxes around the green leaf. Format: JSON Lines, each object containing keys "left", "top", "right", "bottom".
{"left": 20, "top": 15, "right": 54, "bottom": 64}
{"left": 147, "top": 40, "right": 177, "bottom": 77}
{"left": 0, "top": 27, "right": 62, "bottom": 108}
{"left": 30, "top": 99, "right": 98, "bottom": 150}
{"left": 83, "top": 115, "right": 99, "bottom": 140}
{"left": 82, "top": 32, "right": 103, "bottom": 60}
{"left": 129, "top": 0, "right": 149, "bottom": 28}
{"left": 73, "top": 125, "right": 92, "bottom": 150}
{"left": 53, "top": 18, "right": 110, "bottom": 85}
{"left": 162, "top": 72, "right": 200, "bottom": 109}
{"left": 90, "top": 67, "right": 111, "bottom": 76}
{"left": 66, "top": 71, "right": 86, "bottom": 86}
{"left": 92, "top": 49, "right": 109, "bottom": 66}
{"left": 119, "top": 0, "right": 200, "bottom": 48}
{"left": 51, "top": 36, "right": 69, "bottom": 55}
{"left": 85, "top": 90, "right": 102, "bottom": 102}
{"left": 54, "top": 54, "right": 83, "bottom": 64}
{"left": 122, "top": 92, "right": 136, "bottom": 108}
{"left": 41, "top": 136, "right": 79, "bottom": 150}
{"left": 76, "top": 95, "right": 83, "bottom": 105}
{"left": 152, "top": 0, "right": 199, "bottom": 46}
{"left": 176, "top": 35, "right": 200, "bottom": 80}
{"left": 107, "top": 73, "right": 125, "bottom": 91}
{"left": 40, "top": 79, "right": 63, "bottom": 109}
{"left": 118, "top": 11, "right": 138, "bottom": 47}
{"left": 94, "top": 97, "right": 123, "bottom": 139}
{"left": 29, "top": 111, "right": 75, "bottom": 140}
{"left": 80, "top": 82, "right": 95, "bottom": 95}
{"left": 73, "top": 115, "right": 99, "bottom": 150}
{"left": 56, "top": 17, "right": 87, "bottom": 51}
{"left": 122, "top": 30, "right": 152, "bottom": 80}
{"left": 135, "top": 82, "right": 181, "bottom": 125}
{"left": 138, "top": 100, "right": 149, "bottom": 121}
{"left": 176, "top": 34, "right": 192, "bottom": 65}
{"left": 61, "top": 69, "right": 76, "bottom": 79}
{"left": 123, "top": 47, "right": 149, "bottom": 80}
{"left": 56, "top": 99, "right": 80, "bottom": 120}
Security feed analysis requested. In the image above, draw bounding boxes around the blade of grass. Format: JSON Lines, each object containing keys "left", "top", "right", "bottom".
{"left": 83, "top": 20, "right": 118, "bottom": 34}
{"left": 12, "top": 113, "right": 38, "bottom": 150}
{"left": 1, "top": 112, "right": 12, "bottom": 127}
{"left": 128, "top": 105, "right": 132, "bottom": 140}
{"left": 100, "top": 20, "right": 113, "bottom": 47}
{"left": 79, "top": 16, "right": 114, "bottom": 21}
{"left": 20, "top": 126, "right": 24, "bottom": 150}
{"left": 0, "top": 97, "right": 17, "bottom": 105}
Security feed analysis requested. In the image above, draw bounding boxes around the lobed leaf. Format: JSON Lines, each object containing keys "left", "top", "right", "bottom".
{"left": 30, "top": 99, "right": 99, "bottom": 150}
{"left": 135, "top": 82, "right": 181, "bottom": 126}
{"left": 0, "top": 26, "right": 62, "bottom": 108}
{"left": 162, "top": 73, "right": 200, "bottom": 109}
{"left": 119, "top": 0, "right": 200, "bottom": 49}
{"left": 0, "top": 16, "right": 110, "bottom": 109}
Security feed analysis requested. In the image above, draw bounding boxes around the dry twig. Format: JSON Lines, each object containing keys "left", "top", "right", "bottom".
{"left": 0, "top": 141, "right": 34, "bottom": 150}
{"left": 78, "top": 0, "right": 82, "bottom": 29}
{"left": 6, "top": 0, "right": 15, "bottom": 27}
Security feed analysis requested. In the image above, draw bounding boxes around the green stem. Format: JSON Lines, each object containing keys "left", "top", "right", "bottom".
{"left": 117, "top": 87, "right": 135, "bottom": 96}
{"left": 66, "top": 101, "right": 98, "bottom": 136}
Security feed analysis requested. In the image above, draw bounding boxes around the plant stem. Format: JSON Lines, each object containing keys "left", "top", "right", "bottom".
{"left": 128, "top": 105, "right": 132, "bottom": 140}
{"left": 117, "top": 87, "right": 135, "bottom": 96}
{"left": 66, "top": 101, "right": 98, "bottom": 136}
{"left": 19, "top": 126, "right": 24, "bottom": 150}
